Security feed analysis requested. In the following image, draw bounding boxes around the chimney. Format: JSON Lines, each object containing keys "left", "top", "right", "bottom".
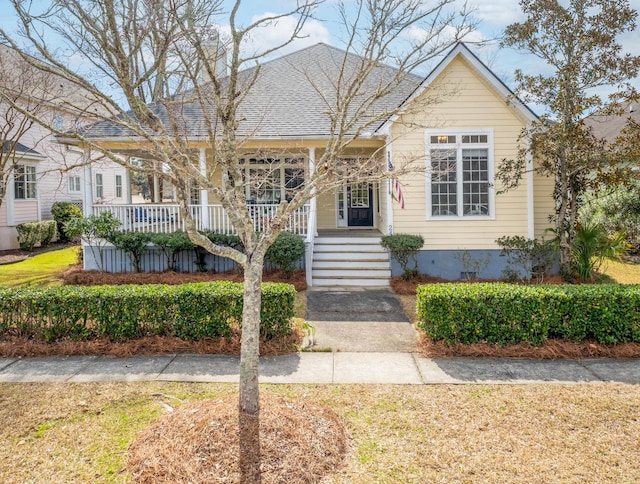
{"left": 201, "top": 31, "right": 227, "bottom": 83}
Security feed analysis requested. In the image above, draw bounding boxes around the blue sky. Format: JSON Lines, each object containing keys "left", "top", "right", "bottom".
{"left": 1, "top": 0, "right": 639, "bottom": 116}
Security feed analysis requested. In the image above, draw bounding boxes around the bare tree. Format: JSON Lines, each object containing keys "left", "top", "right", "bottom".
{"left": 1, "top": 0, "right": 474, "bottom": 479}
{"left": 0, "top": 46, "right": 57, "bottom": 207}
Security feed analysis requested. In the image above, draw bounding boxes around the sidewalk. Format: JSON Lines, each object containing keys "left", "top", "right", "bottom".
{"left": 1, "top": 288, "right": 639, "bottom": 385}
{"left": 1, "top": 353, "right": 639, "bottom": 384}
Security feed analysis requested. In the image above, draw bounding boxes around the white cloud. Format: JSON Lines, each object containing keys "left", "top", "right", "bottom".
{"left": 239, "top": 12, "right": 331, "bottom": 59}
{"left": 464, "top": 0, "right": 526, "bottom": 28}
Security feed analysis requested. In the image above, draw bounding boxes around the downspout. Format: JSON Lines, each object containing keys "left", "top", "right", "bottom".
{"left": 6, "top": 168, "right": 15, "bottom": 226}
{"left": 82, "top": 148, "right": 93, "bottom": 217}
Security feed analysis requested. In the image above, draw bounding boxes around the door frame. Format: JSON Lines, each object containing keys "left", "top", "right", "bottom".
{"left": 336, "top": 181, "right": 376, "bottom": 228}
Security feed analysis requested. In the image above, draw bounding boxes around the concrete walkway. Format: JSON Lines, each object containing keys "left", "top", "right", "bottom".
{"left": 0, "top": 288, "right": 638, "bottom": 384}
{"left": 0, "top": 353, "right": 639, "bottom": 384}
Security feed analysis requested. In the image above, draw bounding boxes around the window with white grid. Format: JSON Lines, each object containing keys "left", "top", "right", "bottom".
{"left": 426, "top": 131, "right": 493, "bottom": 218}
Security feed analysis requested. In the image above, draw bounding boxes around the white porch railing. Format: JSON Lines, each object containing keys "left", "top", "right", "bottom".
{"left": 93, "top": 203, "right": 310, "bottom": 236}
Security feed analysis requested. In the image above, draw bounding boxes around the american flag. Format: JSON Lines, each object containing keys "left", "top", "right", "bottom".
{"left": 387, "top": 152, "right": 405, "bottom": 209}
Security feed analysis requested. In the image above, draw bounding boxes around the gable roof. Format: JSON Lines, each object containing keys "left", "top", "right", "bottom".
{"left": 377, "top": 42, "right": 538, "bottom": 134}
{"left": 79, "top": 43, "right": 423, "bottom": 141}
{"left": 2, "top": 140, "right": 43, "bottom": 158}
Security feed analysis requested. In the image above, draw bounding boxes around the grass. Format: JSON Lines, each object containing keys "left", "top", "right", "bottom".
{"left": 0, "top": 382, "right": 638, "bottom": 483}
{"left": 0, "top": 246, "right": 80, "bottom": 288}
{"left": 601, "top": 258, "right": 640, "bottom": 283}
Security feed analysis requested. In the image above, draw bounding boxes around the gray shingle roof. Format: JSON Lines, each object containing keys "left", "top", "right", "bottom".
{"left": 82, "top": 43, "right": 423, "bottom": 140}
{"left": 584, "top": 104, "right": 640, "bottom": 144}
{"left": 2, "top": 140, "right": 41, "bottom": 156}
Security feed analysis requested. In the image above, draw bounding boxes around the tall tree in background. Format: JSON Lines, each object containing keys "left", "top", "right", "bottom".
{"left": 1, "top": 0, "right": 473, "bottom": 479}
{"left": 498, "top": 0, "right": 640, "bottom": 276}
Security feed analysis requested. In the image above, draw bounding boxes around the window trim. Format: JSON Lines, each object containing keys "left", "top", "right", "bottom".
{"left": 95, "top": 173, "right": 104, "bottom": 199}
{"left": 14, "top": 163, "right": 38, "bottom": 201}
{"left": 239, "top": 155, "right": 306, "bottom": 203}
{"left": 115, "top": 174, "right": 123, "bottom": 199}
{"left": 425, "top": 129, "right": 495, "bottom": 221}
{"left": 69, "top": 175, "right": 82, "bottom": 194}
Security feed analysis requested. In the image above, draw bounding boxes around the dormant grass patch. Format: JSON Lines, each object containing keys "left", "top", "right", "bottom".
{"left": 1, "top": 383, "right": 639, "bottom": 483}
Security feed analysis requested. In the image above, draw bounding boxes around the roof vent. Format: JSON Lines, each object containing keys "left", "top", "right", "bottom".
{"left": 630, "top": 103, "right": 635, "bottom": 113}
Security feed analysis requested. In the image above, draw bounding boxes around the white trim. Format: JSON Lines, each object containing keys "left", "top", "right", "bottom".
{"left": 377, "top": 43, "right": 538, "bottom": 135}
{"left": 82, "top": 150, "right": 93, "bottom": 216}
{"left": 308, "top": 147, "right": 317, "bottom": 237}
{"left": 425, "top": 128, "right": 495, "bottom": 221}
{"left": 386, "top": 144, "right": 394, "bottom": 235}
{"left": 527, "top": 148, "right": 535, "bottom": 239}
{"left": 68, "top": 174, "right": 82, "bottom": 195}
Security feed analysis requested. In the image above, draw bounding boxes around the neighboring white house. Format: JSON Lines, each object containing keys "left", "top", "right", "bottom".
{"left": 0, "top": 45, "right": 128, "bottom": 250}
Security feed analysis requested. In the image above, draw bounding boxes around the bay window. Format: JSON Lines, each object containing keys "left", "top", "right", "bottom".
{"left": 14, "top": 164, "right": 37, "bottom": 200}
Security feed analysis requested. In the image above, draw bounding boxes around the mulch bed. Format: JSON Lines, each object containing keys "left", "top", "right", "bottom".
{"left": 126, "top": 394, "right": 347, "bottom": 483}
{"left": 59, "top": 265, "right": 307, "bottom": 291}
{"left": 0, "top": 329, "right": 304, "bottom": 358}
{"left": 419, "top": 334, "right": 640, "bottom": 359}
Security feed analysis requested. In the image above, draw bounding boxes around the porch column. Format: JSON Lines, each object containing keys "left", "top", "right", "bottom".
{"left": 199, "top": 148, "right": 210, "bottom": 229}
{"left": 308, "top": 147, "right": 317, "bottom": 237}
{"left": 125, "top": 158, "right": 133, "bottom": 204}
{"left": 82, "top": 149, "right": 93, "bottom": 217}
{"left": 152, "top": 163, "right": 161, "bottom": 203}
{"left": 385, "top": 147, "right": 394, "bottom": 235}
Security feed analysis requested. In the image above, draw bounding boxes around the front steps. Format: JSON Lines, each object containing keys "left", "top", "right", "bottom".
{"left": 311, "top": 235, "right": 391, "bottom": 287}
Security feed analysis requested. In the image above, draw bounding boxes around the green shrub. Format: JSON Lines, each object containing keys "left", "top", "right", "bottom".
{"left": 496, "top": 235, "right": 558, "bottom": 282}
{"left": 265, "top": 231, "right": 305, "bottom": 277}
{"left": 417, "top": 283, "right": 640, "bottom": 346}
{"left": 15, "top": 222, "right": 41, "bottom": 251}
{"left": 571, "top": 222, "right": 629, "bottom": 281}
{"left": 0, "top": 282, "right": 296, "bottom": 343}
{"left": 150, "top": 231, "right": 195, "bottom": 271}
{"left": 65, "top": 212, "right": 121, "bottom": 271}
{"left": 39, "top": 220, "right": 57, "bottom": 247}
{"left": 51, "top": 202, "right": 83, "bottom": 243}
{"left": 380, "top": 234, "right": 424, "bottom": 279}
{"left": 111, "top": 231, "right": 152, "bottom": 272}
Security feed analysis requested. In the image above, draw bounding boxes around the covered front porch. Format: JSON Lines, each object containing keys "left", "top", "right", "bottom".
{"left": 81, "top": 142, "right": 393, "bottom": 286}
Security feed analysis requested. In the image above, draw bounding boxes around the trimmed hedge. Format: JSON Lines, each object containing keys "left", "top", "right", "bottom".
{"left": 15, "top": 220, "right": 57, "bottom": 251}
{"left": 417, "top": 283, "right": 640, "bottom": 346}
{"left": 0, "top": 281, "right": 296, "bottom": 343}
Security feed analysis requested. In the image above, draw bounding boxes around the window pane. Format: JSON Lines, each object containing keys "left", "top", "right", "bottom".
{"left": 95, "top": 173, "right": 104, "bottom": 199}
{"left": 462, "top": 149, "right": 489, "bottom": 215}
{"left": 430, "top": 135, "right": 456, "bottom": 144}
{"left": 284, "top": 167, "right": 304, "bottom": 201}
{"left": 431, "top": 149, "right": 457, "bottom": 216}
{"left": 462, "top": 134, "right": 488, "bottom": 144}
{"left": 115, "top": 175, "right": 122, "bottom": 198}
{"left": 350, "top": 183, "right": 369, "bottom": 208}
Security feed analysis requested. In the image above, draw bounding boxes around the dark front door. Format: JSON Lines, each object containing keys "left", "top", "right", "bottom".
{"left": 348, "top": 182, "right": 373, "bottom": 227}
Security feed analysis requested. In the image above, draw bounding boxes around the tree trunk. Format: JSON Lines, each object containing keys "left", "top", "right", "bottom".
{"left": 238, "top": 257, "right": 263, "bottom": 482}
